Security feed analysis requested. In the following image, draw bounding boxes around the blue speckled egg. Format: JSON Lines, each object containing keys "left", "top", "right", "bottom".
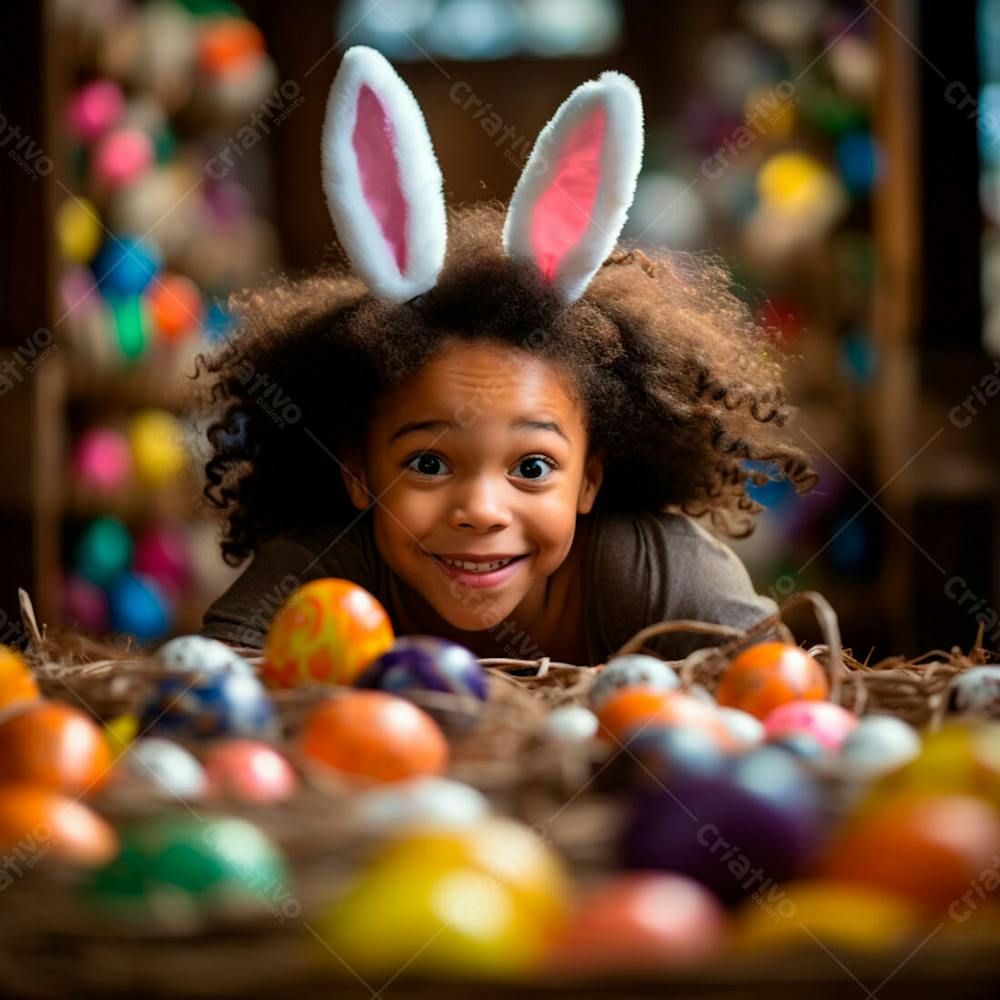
{"left": 590, "top": 654, "right": 680, "bottom": 711}
{"left": 138, "top": 672, "right": 276, "bottom": 741}
{"left": 356, "top": 636, "right": 487, "bottom": 724}
{"left": 949, "top": 667, "right": 1000, "bottom": 719}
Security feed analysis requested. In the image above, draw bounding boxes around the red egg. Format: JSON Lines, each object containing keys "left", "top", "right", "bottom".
{"left": 717, "top": 643, "right": 828, "bottom": 720}
{"left": 203, "top": 740, "right": 298, "bottom": 803}
{"left": 300, "top": 691, "right": 448, "bottom": 785}
{"left": 0, "top": 783, "right": 117, "bottom": 867}
{"left": 546, "top": 872, "right": 728, "bottom": 973}
{"left": 0, "top": 702, "right": 112, "bottom": 795}
{"left": 764, "top": 700, "right": 858, "bottom": 752}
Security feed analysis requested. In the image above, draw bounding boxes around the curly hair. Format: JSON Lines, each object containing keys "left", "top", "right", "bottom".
{"left": 192, "top": 201, "right": 817, "bottom": 567}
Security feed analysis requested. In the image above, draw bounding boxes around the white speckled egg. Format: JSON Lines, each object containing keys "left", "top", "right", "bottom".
{"left": 838, "top": 714, "right": 921, "bottom": 779}
{"left": 545, "top": 705, "right": 600, "bottom": 743}
{"left": 155, "top": 635, "right": 254, "bottom": 677}
{"left": 717, "top": 706, "right": 765, "bottom": 749}
{"left": 121, "top": 737, "right": 208, "bottom": 799}
{"left": 590, "top": 654, "right": 680, "bottom": 710}
{"left": 949, "top": 667, "right": 1000, "bottom": 719}
{"left": 353, "top": 777, "right": 491, "bottom": 835}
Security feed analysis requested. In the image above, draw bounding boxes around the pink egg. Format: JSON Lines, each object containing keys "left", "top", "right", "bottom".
{"left": 93, "top": 128, "right": 153, "bottom": 188}
{"left": 66, "top": 80, "right": 124, "bottom": 141}
{"left": 763, "top": 699, "right": 858, "bottom": 752}
{"left": 73, "top": 428, "right": 132, "bottom": 492}
{"left": 133, "top": 524, "right": 191, "bottom": 599}
{"left": 61, "top": 573, "right": 109, "bottom": 633}
{"left": 203, "top": 740, "right": 298, "bottom": 803}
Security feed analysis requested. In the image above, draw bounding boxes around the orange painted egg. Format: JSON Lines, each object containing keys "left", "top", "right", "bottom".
{"left": 300, "top": 691, "right": 448, "bottom": 784}
{"left": 146, "top": 273, "right": 202, "bottom": 341}
{"left": 596, "top": 688, "right": 734, "bottom": 750}
{"left": 0, "top": 645, "right": 39, "bottom": 712}
{"left": 716, "top": 643, "right": 828, "bottom": 720}
{"left": 0, "top": 702, "right": 112, "bottom": 795}
{"left": 0, "top": 783, "right": 117, "bottom": 867}
{"left": 823, "top": 791, "right": 1000, "bottom": 913}
{"left": 262, "top": 578, "right": 394, "bottom": 688}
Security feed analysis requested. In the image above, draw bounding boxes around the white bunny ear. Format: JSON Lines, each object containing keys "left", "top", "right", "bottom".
{"left": 321, "top": 46, "right": 446, "bottom": 303}
{"left": 503, "top": 71, "right": 643, "bottom": 304}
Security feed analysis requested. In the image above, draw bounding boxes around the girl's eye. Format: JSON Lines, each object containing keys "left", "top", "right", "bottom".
{"left": 512, "top": 455, "right": 557, "bottom": 481}
{"left": 406, "top": 453, "right": 450, "bottom": 477}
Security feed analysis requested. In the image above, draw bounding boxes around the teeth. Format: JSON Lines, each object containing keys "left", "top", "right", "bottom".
{"left": 440, "top": 557, "right": 514, "bottom": 572}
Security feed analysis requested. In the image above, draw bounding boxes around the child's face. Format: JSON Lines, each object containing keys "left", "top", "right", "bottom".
{"left": 340, "top": 340, "right": 603, "bottom": 633}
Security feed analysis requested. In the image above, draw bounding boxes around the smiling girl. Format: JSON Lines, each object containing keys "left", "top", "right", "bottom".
{"left": 195, "top": 47, "right": 817, "bottom": 666}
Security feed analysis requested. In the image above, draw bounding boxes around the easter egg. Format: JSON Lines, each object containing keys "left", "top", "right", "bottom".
{"left": 128, "top": 409, "right": 185, "bottom": 485}
{"left": 0, "top": 645, "right": 39, "bottom": 712}
{"left": 72, "top": 427, "right": 132, "bottom": 492}
{"left": 620, "top": 746, "right": 823, "bottom": 902}
{"left": 546, "top": 873, "right": 728, "bottom": 973}
{"left": 589, "top": 654, "right": 680, "bottom": 711}
{"left": 545, "top": 705, "right": 599, "bottom": 743}
{"left": 622, "top": 724, "right": 730, "bottom": 792}
{"left": 103, "top": 714, "right": 137, "bottom": 759}
{"left": 768, "top": 731, "right": 830, "bottom": 762}
{"left": 198, "top": 17, "right": 265, "bottom": 76}
{"left": 154, "top": 635, "right": 254, "bottom": 677}
{"left": 108, "top": 292, "right": 151, "bottom": 362}
{"left": 717, "top": 707, "right": 765, "bottom": 749}
{"left": 147, "top": 273, "right": 203, "bottom": 341}
{"left": 300, "top": 691, "right": 447, "bottom": 784}
{"left": 56, "top": 196, "right": 102, "bottom": 264}
{"left": 138, "top": 672, "right": 276, "bottom": 741}
{"left": 107, "top": 573, "right": 171, "bottom": 642}
{"left": 838, "top": 714, "right": 920, "bottom": 780}
{"left": 716, "top": 642, "right": 828, "bottom": 720}
{"left": 88, "top": 814, "right": 290, "bottom": 923}
{"left": 91, "top": 236, "right": 162, "bottom": 297}
{"left": 262, "top": 578, "right": 394, "bottom": 688}
{"left": 0, "top": 783, "right": 117, "bottom": 867}
{"left": 356, "top": 636, "right": 487, "bottom": 727}
{"left": 735, "top": 880, "right": 923, "bottom": 953}
{"left": 75, "top": 516, "right": 131, "bottom": 587}
{"left": 93, "top": 127, "right": 154, "bottom": 188}
{"left": 823, "top": 791, "right": 1000, "bottom": 913}
{"left": 597, "top": 688, "right": 733, "bottom": 750}
{"left": 353, "top": 776, "right": 490, "bottom": 835}
{"left": 133, "top": 523, "right": 191, "bottom": 599}
{"left": 950, "top": 667, "right": 1000, "bottom": 719}
{"left": 66, "top": 79, "right": 124, "bottom": 140}
{"left": 315, "top": 856, "right": 544, "bottom": 979}
{"left": 61, "top": 572, "right": 109, "bottom": 633}
{"left": 0, "top": 702, "right": 112, "bottom": 795}
{"left": 203, "top": 740, "right": 298, "bottom": 803}
{"left": 764, "top": 700, "right": 857, "bottom": 752}
{"left": 117, "top": 738, "right": 208, "bottom": 799}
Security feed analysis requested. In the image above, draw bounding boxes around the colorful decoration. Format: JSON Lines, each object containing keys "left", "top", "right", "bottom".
{"left": 589, "top": 654, "right": 680, "bottom": 711}
{"left": 203, "top": 740, "right": 298, "bottom": 803}
{"left": 716, "top": 643, "right": 829, "bottom": 720}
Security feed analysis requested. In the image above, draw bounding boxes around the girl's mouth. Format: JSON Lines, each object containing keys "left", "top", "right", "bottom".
{"left": 428, "top": 553, "right": 528, "bottom": 589}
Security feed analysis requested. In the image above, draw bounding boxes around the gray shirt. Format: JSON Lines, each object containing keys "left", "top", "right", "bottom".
{"left": 199, "top": 507, "right": 780, "bottom": 665}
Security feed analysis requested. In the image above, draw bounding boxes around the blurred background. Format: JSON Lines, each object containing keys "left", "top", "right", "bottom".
{"left": 0, "top": 0, "right": 995, "bottom": 662}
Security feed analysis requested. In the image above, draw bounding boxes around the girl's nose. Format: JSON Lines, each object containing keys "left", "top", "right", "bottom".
{"left": 449, "top": 476, "right": 512, "bottom": 531}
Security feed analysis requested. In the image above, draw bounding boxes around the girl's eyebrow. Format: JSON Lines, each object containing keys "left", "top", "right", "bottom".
{"left": 389, "top": 418, "right": 570, "bottom": 444}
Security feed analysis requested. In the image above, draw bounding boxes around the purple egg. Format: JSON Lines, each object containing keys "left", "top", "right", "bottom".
{"left": 356, "top": 636, "right": 487, "bottom": 726}
{"left": 619, "top": 746, "right": 822, "bottom": 903}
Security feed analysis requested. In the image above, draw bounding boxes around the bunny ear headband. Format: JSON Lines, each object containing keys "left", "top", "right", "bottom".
{"left": 321, "top": 45, "right": 644, "bottom": 305}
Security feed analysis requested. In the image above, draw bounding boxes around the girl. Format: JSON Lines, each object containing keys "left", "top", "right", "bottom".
{"left": 195, "top": 47, "right": 817, "bottom": 666}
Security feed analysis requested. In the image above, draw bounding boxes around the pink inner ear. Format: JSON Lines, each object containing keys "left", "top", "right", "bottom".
{"left": 528, "top": 106, "right": 606, "bottom": 282}
{"left": 352, "top": 84, "right": 408, "bottom": 274}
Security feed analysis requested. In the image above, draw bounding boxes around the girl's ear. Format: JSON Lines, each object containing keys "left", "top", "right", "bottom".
{"left": 322, "top": 46, "right": 447, "bottom": 303}
{"left": 503, "top": 71, "right": 643, "bottom": 304}
{"left": 339, "top": 447, "right": 372, "bottom": 510}
{"left": 577, "top": 450, "right": 604, "bottom": 515}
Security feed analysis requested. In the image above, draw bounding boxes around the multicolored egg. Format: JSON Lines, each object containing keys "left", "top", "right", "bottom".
{"left": 300, "top": 691, "right": 447, "bottom": 784}
{"left": 154, "top": 635, "right": 254, "bottom": 677}
{"left": 0, "top": 645, "right": 39, "bottom": 712}
{"left": 763, "top": 699, "right": 858, "bottom": 752}
{"left": 138, "top": 672, "right": 276, "bottom": 741}
{"left": 116, "top": 738, "right": 208, "bottom": 799}
{"left": 716, "top": 642, "right": 828, "bottom": 720}
{"left": 262, "top": 578, "right": 394, "bottom": 688}
{"left": 0, "top": 702, "right": 112, "bottom": 795}
{"left": 203, "top": 740, "right": 297, "bottom": 803}
{"left": 949, "top": 667, "right": 1000, "bottom": 719}
{"left": 0, "top": 783, "right": 118, "bottom": 867}
{"left": 589, "top": 654, "right": 680, "bottom": 711}
{"left": 356, "top": 636, "right": 486, "bottom": 727}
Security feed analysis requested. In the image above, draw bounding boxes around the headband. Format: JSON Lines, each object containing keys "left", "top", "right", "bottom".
{"left": 322, "top": 45, "right": 644, "bottom": 305}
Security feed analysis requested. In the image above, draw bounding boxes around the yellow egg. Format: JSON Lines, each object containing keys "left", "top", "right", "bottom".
{"left": 735, "top": 880, "right": 925, "bottom": 953}
{"left": 56, "top": 197, "right": 102, "bottom": 263}
{"left": 757, "top": 152, "right": 832, "bottom": 214}
{"left": 103, "top": 713, "right": 138, "bottom": 759}
{"left": 128, "top": 408, "right": 186, "bottom": 486}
